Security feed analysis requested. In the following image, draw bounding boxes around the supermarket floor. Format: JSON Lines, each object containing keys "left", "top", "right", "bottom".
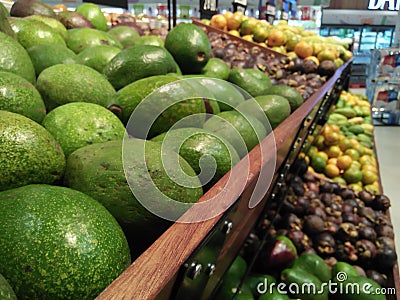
{"left": 374, "top": 126, "right": 400, "bottom": 269}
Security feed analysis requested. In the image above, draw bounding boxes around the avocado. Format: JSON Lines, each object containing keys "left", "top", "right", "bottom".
{"left": 66, "top": 27, "right": 122, "bottom": 54}
{"left": 135, "top": 35, "right": 164, "bottom": 47}
{"left": 263, "top": 85, "right": 304, "bottom": 112}
{"left": 0, "top": 273, "right": 17, "bottom": 300}
{"left": 27, "top": 44, "right": 81, "bottom": 76}
{"left": 57, "top": 10, "right": 95, "bottom": 29}
{"left": 203, "top": 110, "right": 268, "bottom": 158}
{"left": 0, "top": 3, "right": 16, "bottom": 39}
{"left": 25, "top": 14, "right": 67, "bottom": 39}
{"left": 164, "top": 23, "right": 211, "bottom": 74}
{"left": 77, "top": 45, "right": 121, "bottom": 73}
{"left": 64, "top": 138, "right": 203, "bottom": 256}
{"left": 111, "top": 74, "right": 181, "bottom": 124}
{"left": 0, "top": 71, "right": 46, "bottom": 123}
{"left": 201, "top": 57, "right": 231, "bottom": 80}
{"left": 151, "top": 127, "right": 240, "bottom": 186}
{"left": 228, "top": 68, "right": 272, "bottom": 97}
{"left": 103, "top": 44, "right": 178, "bottom": 90}
{"left": 0, "top": 110, "right": 66, "bottom": 192}
{"left": 42, "top": 102, "right": 125, "bottom": 158}
{"left": 10, "top": 0, "right": 56, "bottom": 18}
{"left": 0, "top": 184, "right": 131, "bottom": 299}
{"left": 75, "top": 2, "right": 108, "bottom": 31}
{"left": 123, "top": 78, "right": 207, "bottom": 138}
{"left": 36, "top": 63, "right": 116, "bottom": 111}
{"left": 107, "top": 25, "right": 140, "bottom": 48}
{"left": 0, "top": 31, "right": 36, "bottom": 84}
{"left": 7, "top": 17, "right": 66, "bottom": 49}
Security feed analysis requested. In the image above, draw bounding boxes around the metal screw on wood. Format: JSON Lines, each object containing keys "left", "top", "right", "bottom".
{"left": 187, "top": 262, "right": 202, "bottom": 280}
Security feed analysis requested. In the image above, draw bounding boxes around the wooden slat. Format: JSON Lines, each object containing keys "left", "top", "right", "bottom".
{"left": 96, "top": 62, "right": 352, "bottom": 300}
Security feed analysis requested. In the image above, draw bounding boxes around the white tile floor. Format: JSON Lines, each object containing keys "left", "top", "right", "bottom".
{"left": 374, "top": 126, "right": 400, "bottom": 270}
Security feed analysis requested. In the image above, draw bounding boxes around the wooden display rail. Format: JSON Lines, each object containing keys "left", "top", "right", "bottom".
{"left": 96, "top": 61, "right": 356, "bottom": 300}
{"left": 191, "top": 19, "right": 287, "bottom": 59}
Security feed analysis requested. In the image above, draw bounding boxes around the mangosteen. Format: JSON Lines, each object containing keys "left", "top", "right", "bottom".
{"left": 343, "top": 198, "right": 359, "bottom": 209}
{"left": 372, "top": 194, "right": 391, "bottom": 211}
{"left": 291, "top": 183, "right": 306, "bottom": 197}
{"left": 212, "top": 47, "right": 225, "bottom": 59}
{"left": 355, "top": 239, "right": 377, "bottom": 265}
{"left": 376, "top": 236, "right": 395, "bottom": 250}
{"left": 287, "top": 57, "right": 304, "bottom": 73}
{"left": 314, "top": 232, "right": 336, "bottom": 256}
{"left": 325, "top": 203, "right": 342, "bottom": 218}
{"left": 324, "top": 257, "right": 338, "bottom": 268}
{"left": 375, "top": 245, "right": 398, "bottom": 271}
{"left": 303, "top": 215, "right": 325, "bottom": 234}
{"left": 326, "top": 215, "right": 343, "bottom": 225}
{"left": 302, "top": 59, "right": 318, "bottom": 73}
{"left": 287, "top": 229, "right": 312, "bottom": 253}
{"left": 305, "top": 188, "right": 319, "bottom": 199}
{"left": 336, "top": 241, "right": 358, "bottom": 263}
{"left": 281, "top": 199, "right": 296, "bottom": 214}
{"left": 341, "top": 213, "right": 359, "bottom": 225}
{"left": 307, "top": 206, "right": 327, "bottom": 220}
{"left": 279, "top": 213, "right": 303, "bottom": 230}
{"left": 375, "top": 224, "right": 394, "bottom": 239}
{"left": 331, "top": 182, "right": 342, "bottom": 195}
{"left": 320, "top": 193, "right": 334, "bottom": 205}
{"left": 337, "top": 223, "right": 359, "bottom": 242}
{"left": 294, "top": 197, "right": 311, "bottom": 216}
{"left": 341, "top": 188, "right": 355, "bottom": 200}
{"left": 366, "top": 270, "right": 387, "bottom": 287}
{"left": 358, "top": 224, "right": 377, "bottom": 241}
{"left": 317, "top": 60, "right": 337, "bottom": 78}
{"left": 374, "top": 212, "right": 392, "bottom": 226}
{"left": 358, "top": 190, "right": 374, "bottom": 206}
{"left": 319, "top": 181, "right": 334, "bottom": 193}
{"left": 342, "top": 203, "right": 356, "bottom": 214}
{"left": 358, "top": 207, "right": 376, "bottom": 223}
{"left": 324, "top": 221, "right": 339, "bottom": 234}
{"left": 358, "top": 216, "right": 374, "bottom": 228}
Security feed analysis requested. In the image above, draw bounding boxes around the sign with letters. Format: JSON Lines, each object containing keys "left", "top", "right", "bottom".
{"left": 368, "top": 0, "right": 400, "bottom": 10}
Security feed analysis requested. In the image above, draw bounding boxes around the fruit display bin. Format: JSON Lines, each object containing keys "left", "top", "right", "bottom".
{"left": 96, "top": 61, "right": 399, "bottom": 299}
{"left": 192, "top": 19, "right": 287, "bottom": 59}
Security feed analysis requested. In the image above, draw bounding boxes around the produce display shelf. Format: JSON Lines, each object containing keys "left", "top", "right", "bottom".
{"left": 192, "top": 19, "right": 287, "bottom": 59}
{"left": 96, "top": 61, "right": 357, "bottom": 300}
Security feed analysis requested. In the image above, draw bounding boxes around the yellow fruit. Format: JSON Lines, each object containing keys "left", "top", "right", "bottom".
{"left": 287, "top": 51, "right": 298, "bottom": 59}
{"left": 253, "top": 26, "right": 269, "bottom": 43}
{"left": 325, "top": 164, "right": 340, "bottom": 178}
{"left": 348, "top": 183, "right": 363, "bottom": 193}
{"left": 242, "top": 35, "right": 254, "bottom": 42}
{"left": 327, "top": 145, "right": 342, "bottom": 158}
{"left": 328, "top": 157, "right": 338, "bottom": 165}
{"left": 350, "top": 161, "right": 362, "bottom": 170}
{"left": 304, "top": 56, "right": 319, "bottom": 66}
{"left": 267, "top": 29, "right": 286, "bottom": 47}
{"left": 317, "top": 49, "right": 337, "bottom": 62}
{"left": 315, "top": 151, "right": 328, "bottom": 162}
{"left": 324, "top": 132, "right": 340, "bottom": 146}
{"left": 223, "top": 11, "right": 233, "bottom": 21}
{"left": 210, "top": 14, "right": 227, "bottom": 30}
{"left": 312, "top": 43, "right": 323, "bottom": 56}
{"left": 227, "top": 13, "right": 243, "bottom": 30}
{"left": 364, "top": 184, "right": 380, "bottom": 194}
{"left": 315, "top": 135, "right": 325, "bottom": 150}
{"left": 294, "top": 41, "right": 314, "bottom": 59}
{"left": 333, "top": 176, "right": 347, "bottom": 186}
{"left": 362, "top": 169, "right": 378, "bottom": 185}
{"left": 228, "top": 30, "right": 240, "bottom": 37}
{"left": 362, "top": 164, "right": 377, "bottom": 173}
{"left": 308, "top": 146, "right": 318, "bottom": 157}
{"left": 339, "top": 137, "right": 352, "bottom": 152}
{"left": 337, "top": 155, "right": 352, "bottom": 170}
{"left": 344, "top": 149, "right": 360, "bottom": 161}
{"left": 285, "top": 34, "right": 302, "bottom": 51}
{"left": 240, "top": 18, "right": 258, "bottom": 36}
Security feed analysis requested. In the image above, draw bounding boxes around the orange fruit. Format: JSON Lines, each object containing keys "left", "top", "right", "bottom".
{"left": 339, "top": 138, "right": 352, "bottom": 152}
{"left": 227, "top": 13, "right": 243, "bottom": 30}
{"left": 328, "top": 157, "right": 338, "bottom": 165}
{"left": 315, "top": 135, "right": 325, "bottom": 150}
{"left": 223, "top": 11, "right": 233, "bottom": 21}
{"left": 210, "top": 14, "right": 227, "bottom": 30}
{"left": 362, "top": 164, "right": 377, "bottom": 173}
{"left": 324, "top": 132, "right": 340, "bottom": 146}
{"left": 294, "top": 41, "right": 314, "bottom": 59}
{"left": 54, "top": 4, "right": 67, "bottom": 11}
{"left": 337, "top": 155, "right": 352, "bottom": 170}
{"left": 327, "top": 145, "right": 342, "bottom": 158}
{"left": 253, "top": 25, "right": 269, "bottom": 43}
{"left": 325, "top": 164, "right": 340, "bottom": 178}
{"left": 267, "top": 29, "right": 285, "bottom": 47}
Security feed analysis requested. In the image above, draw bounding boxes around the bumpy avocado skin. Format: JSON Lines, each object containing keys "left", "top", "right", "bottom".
{"left": 35, "top": 63, "right": 116, "bottom": 111}
{"left": 0, "top": 110, "right": 66, "bottom": 192}
{"left": 0, "top": 71, "right": 46, "bottom": 123}
{"left": 0, "top": 273, "right": 17, "bottom": 300}
{"left": 0, "top": 31, "right": 36, "bottom": 84}
{"left": 0, "top": 184, "right": 131, "bottom": 300}
{"left": 64, "top": 139, "right": 203, "bottom": 256}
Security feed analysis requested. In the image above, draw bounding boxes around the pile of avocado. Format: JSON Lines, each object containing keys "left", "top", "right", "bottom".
{"left": 0, "top": 1, "right": 364, "bottom": 299}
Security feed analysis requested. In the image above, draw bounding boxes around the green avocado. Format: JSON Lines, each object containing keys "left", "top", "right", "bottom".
{"left": 111, "top": 74, "right": 181, "bottom": 125}
{"left": 0, "top": 71, "right": 46, "bottom": 123}
{"left": 0, "top": 3, "right": 16, "bottom": 39}
{"left": 290, "top": 253, "right": 331, "bottom": 283}
{"left": 36, "top": 63, "right": 116, "bottom": 111}
{"left": 64, "top": 138, "right": 203, "bottom": 256}
{"left": 42, "top": 102, "right": 125, "bottom": 158}
{"left": 201, "top": 57, "right": 231, "bottom": 80}
{"left": 0, "top": 184, "right": 131, "bottom": 300}
{"left": 228, "top": 68, "right": 272, "bottom": 97}
{"left": 263, "top": 85, "right": 304, "bottom": 112}
{"left": 164, "top": 23, "right": 211, "bottom": 74}
{"left": 151, "top": 127, "right": 240, "bottom": 186}
{"left": 27, "top": 44, "right": 81, "bottom": 76}
{"left": 107, "top": 25, "right": 140, "bottom": 48}
{"left": 333, "top": 276, "right": 385, "bottom": 300}
{"left": 103, "top": 44, "right": 178, "bottom": 90}
{"left": 7, "top": 17, "right": 66, "bottom": 49}
{"left": 135, "top": 35, "right": 164, "bottom": 47}
{"left": 0, "top": 110, "right": 66, "bottom": 192}
{"left": 203, "top": 110, "right": 267, "bottom": 158}
{"left": 75, "top": 3, "right": 108, "bottom": 31}
{"left": 65, "top": 27, "right": 122, "bottom": 54}
{"left": 77, "top": 44, "right": 121, "bottom": 73}
{"left": 0, "top": 31, "right": 36, "bottom": 84}
{"left": 25, "top": 14, "right": 67, "bottom": 39}
{"left": 0, "top": 273, "right": 17, "bottom": 300}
